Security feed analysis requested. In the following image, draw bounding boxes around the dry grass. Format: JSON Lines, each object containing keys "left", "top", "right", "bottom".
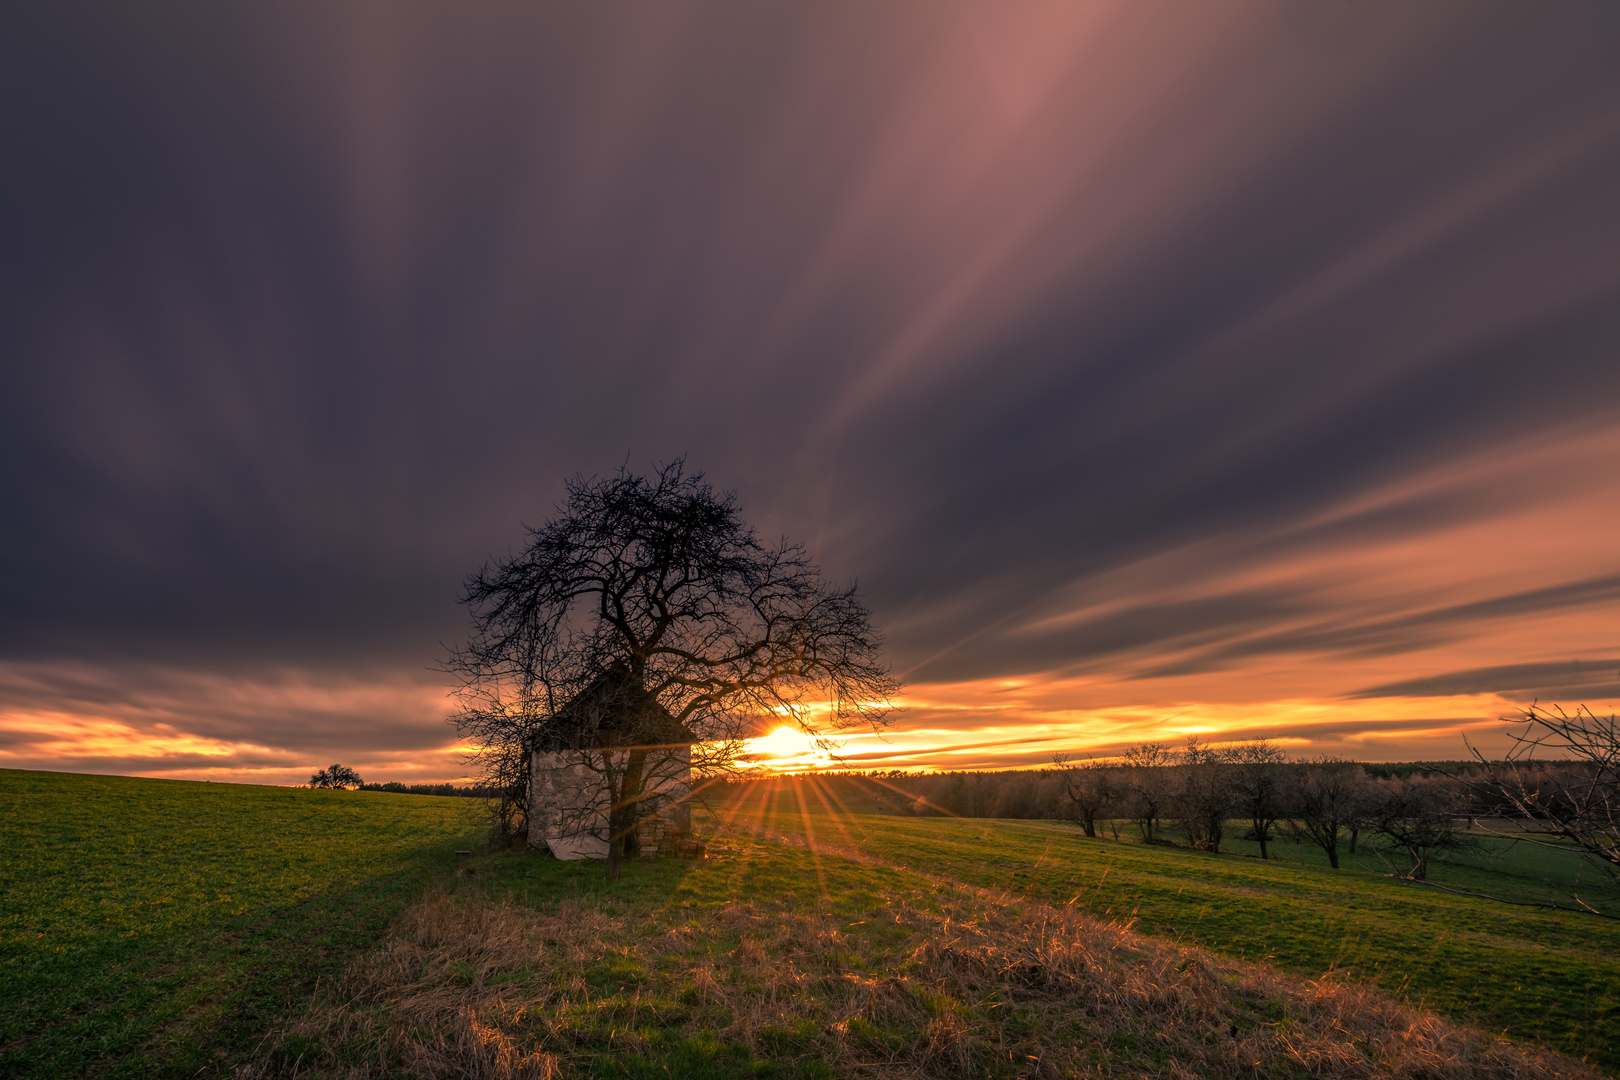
{"left": 242, "top": 868, "right": 1600, "bottom": 1080}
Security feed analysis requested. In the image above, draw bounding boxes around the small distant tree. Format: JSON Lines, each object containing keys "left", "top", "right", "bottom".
{"left": 1122, "top": 742, "right": 1173, "bottom": 843}
{"left": 1367, "top": 774, "right": 1473, "bottom": 880}
{"left": 1169, "top": 737, "right": 1236, "bottom": 852}
{"left": 309, "top": 764, "right": 363, "bottom": 789}
{"left": 1285, "top": 759, "right": 1367, "bottom": 869}
{"left": 1230, "top": 740, "right": 1288, "bottom": 859}
{"left": 1052, "top": 753, "right": 1117, "bottom": 838}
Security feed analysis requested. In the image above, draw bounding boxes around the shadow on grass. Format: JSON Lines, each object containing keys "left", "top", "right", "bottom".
{"left": 1, "top": 833, "right": 483, "bottom": 1080}
{"left": 447, "top": 845, "right": 705, "bottom": 913}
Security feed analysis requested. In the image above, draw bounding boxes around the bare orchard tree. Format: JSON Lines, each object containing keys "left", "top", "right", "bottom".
{"left": 1229, "top": 740, "right": 1288, "bottom": 859}
{"left": 476, "top": 731, "right": 533, "bottom": 841}
{"left": 1367, "top": 773, "right": 1474, "bottom": 881}
{"left": 446, "top": 460, "right": 899, "bottom": 877}
{"left": 1169, "top": 737, "right": 1236, "bottom": 852}
{"left": 1122, "top": 742, "right": 1174, "bottom": 843}
{"left": 1051, "top": 753, "right": 1117, "bottom": 838}
{"left": 1464, "top": 702, "right": 1620, "bottom": 917}
{"left": 1284, "top": 759, "right": 1369, "bottom": 869}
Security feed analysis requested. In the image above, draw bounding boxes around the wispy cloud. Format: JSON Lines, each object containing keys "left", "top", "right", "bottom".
{"left": 2, "top": 2, "right": 1618, "bottom": 779}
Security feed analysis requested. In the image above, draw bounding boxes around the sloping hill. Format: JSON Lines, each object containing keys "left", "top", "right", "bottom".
{"left": 6, "top": 770, "right": 1613, "bottom": 1078}
{"left": 0, "top": 770, "right": 482, "bottom": 1078}
{"left": 726, "top": 800, "right": 1620, "bottom": 1072}
{"left": 244, "top": 831, "right": 1605, "bottom": 1079}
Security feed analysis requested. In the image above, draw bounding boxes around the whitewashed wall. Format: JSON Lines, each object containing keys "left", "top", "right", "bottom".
{"left": 529, "top": 747, "right": 691, "bottom": 860}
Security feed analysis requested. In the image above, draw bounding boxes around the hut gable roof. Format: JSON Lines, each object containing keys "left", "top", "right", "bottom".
{"left": 529, "top": 666, "right": 695, "bottom": 753}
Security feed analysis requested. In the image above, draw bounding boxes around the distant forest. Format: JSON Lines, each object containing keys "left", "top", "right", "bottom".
{"left": 360, "top": 781, "right": 497, "bottom": 798}
{"left": 364, "top": 760, "right": 1549, "bottom": 815}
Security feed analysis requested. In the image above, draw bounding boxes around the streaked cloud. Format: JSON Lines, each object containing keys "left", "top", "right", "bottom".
{"left": 1, "top": 2, "right": 1617, "bottom": 780}
{"left": 0, "top": 662, "right": 467, "bottom": 785}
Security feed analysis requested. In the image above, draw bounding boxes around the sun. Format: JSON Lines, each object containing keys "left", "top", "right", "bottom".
{"left": 745, "top": 725, "right": 835, "bottom": 767}
{"left": 750, "top": 725, "right": 818, "bottom": 760}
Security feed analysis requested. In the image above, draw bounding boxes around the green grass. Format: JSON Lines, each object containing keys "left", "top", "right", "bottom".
{"left": 6, "top": 770, "right": 1617, "bottom": 1077}
{"left": 254, "top": 820, "right": 1607, "bottom": 1079}
{"left": 725, "top": 797, "right": 1620, "bottom": 1071}
{"left": 258, "top": 841, "right": 929, "bottom": 1079}
{"left": 0, "top": 770, "right": 483, "bottom": 1079}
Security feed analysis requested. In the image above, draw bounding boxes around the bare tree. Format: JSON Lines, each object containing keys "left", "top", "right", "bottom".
{"left": 1367, "top": 774, "right": 1473, "bottom": 881}
{"left": 525, "top": 671, "right": 700, "bottom": 874}
{"left": 1122, "top": 742, "right": 1173, "bottom": 843}
{"left": 1051, "top": 753, "right": 1117, "bottom": 838}
{"left": 1169, "top": 737, "right": 1235, "bottom": 852}
{"left": 1230, "top": 740, "right": 1288, "bottom": 859}
{"left": 1285, "top": 759, "right": 1368, "bottom": 869}
{"left": 1464, "top": 702, "right": 1620, "bottom": 916}
{"left": 446, "top": 460, "right": 899, "bottom": 877}
{"left": 475, "top": 739, "right": 531, "bottom": 842}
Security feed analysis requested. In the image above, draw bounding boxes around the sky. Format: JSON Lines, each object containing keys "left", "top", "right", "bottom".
{"left": 3, "top": 2, "right": 1619, "bottom": 784}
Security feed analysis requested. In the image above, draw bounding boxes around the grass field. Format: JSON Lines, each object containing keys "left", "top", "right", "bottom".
{"left": 4, "top": 770, "right": 1616, "bottom": 1078}
{"left": 721, "top": 789, "right": 1620, "bottom": 1072}
{"left": 242, "top": 818, "right": 1604, "bottom": 1079}
{"left": 0, "top": 770, "right": 483, "bottom": 1079}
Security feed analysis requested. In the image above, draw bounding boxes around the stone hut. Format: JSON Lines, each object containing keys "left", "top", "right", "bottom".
{"left": 526, "top": 668, "right": 696, "bottom": 860}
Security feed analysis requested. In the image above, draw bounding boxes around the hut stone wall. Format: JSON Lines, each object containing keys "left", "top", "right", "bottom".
{"left": 529, "top": 747, "right": 692, "bottom": 860}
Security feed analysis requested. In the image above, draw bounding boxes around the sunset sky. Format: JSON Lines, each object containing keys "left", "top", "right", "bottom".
{"left": 3, "top": 3, "right": 1619, "bottom": 784}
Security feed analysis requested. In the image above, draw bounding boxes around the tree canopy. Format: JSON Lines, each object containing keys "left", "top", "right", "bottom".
{"left": 309, "top": 763, "right": 363, "bottom": 789}
{"left": 447, "top": 460, "right": 899, "bottom": 839}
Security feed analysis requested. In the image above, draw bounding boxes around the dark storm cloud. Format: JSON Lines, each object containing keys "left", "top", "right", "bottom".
{"left": 1351, "top": 659, "right": 1620, "bottom": 702}
{"left": 3, "top": 2, "right": 1619, "bottom": 771}
{"left": 1116, "top": 572, "right": 1620, "bottom": 681}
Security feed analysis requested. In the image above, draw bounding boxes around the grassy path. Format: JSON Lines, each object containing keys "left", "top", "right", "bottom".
{"left": 725, "top": 802, "right": 1620, "bottom": 1072}
{"left": 0, "top": 770, "right": 483, "bottom": 1078}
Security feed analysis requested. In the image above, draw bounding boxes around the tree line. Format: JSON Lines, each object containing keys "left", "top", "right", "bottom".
{"left": 305, "top": 766, "right": 499, "bottom": 797}
{"left": 358, "top": 781, "right": 502, "bottom": 798}
{"left": 731, "top": 736, "right": 1610, "bottom": 891}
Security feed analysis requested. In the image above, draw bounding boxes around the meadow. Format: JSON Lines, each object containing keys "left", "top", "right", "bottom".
{"left": 0, "top": 770, "right": 482, "bottom": 1078}
{"left": 721, "top": 788, "right": 1620, "bottom": 1071}
{"left": 3, "top": 770, "right": 1617, "bottom": 1078}
{"left": 242, "top": 814, "right": 1609, "bottom": 1080}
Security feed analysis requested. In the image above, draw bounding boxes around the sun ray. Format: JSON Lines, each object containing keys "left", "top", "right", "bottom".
{"left": 804, "top": 775, "right": 868, "bottom": 852}
{"left": 789, "top": 778, "right": 831, "bottom": 899}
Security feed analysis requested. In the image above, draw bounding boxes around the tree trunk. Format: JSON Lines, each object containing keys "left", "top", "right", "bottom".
{"left": 603, "top": 748, "right": 648, "bottom": 882}
{"left": 1255, "top": 818, "right": 1269, "bottom": 860}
